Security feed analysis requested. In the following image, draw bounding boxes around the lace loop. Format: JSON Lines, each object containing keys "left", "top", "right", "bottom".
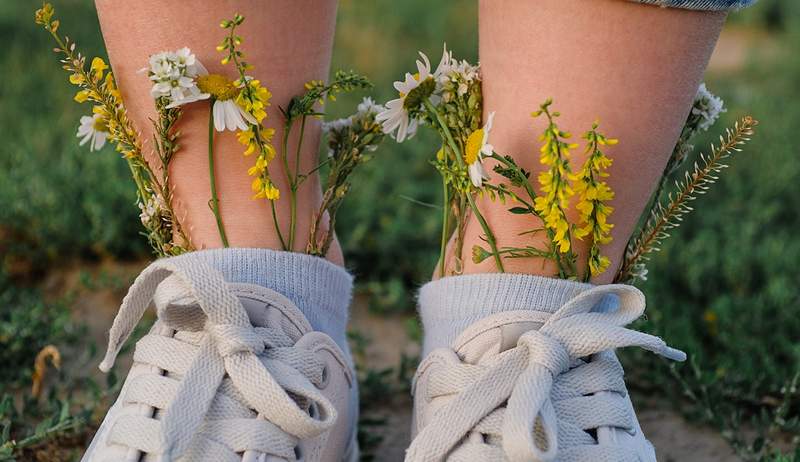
{"left": 517, "top": 330, "right": 571, "bottom": 377}
{"left": 208, "top": 323, "right": 266, "bottom": 357}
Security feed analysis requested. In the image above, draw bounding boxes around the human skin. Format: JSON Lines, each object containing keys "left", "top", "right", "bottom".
{"left": 444, "top": 0, "right": 726, "bottom": 283}
{"left": 94, "top": 0, "right": 343, "bottom": 265}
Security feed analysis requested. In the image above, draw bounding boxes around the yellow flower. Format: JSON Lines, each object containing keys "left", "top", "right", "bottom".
{"left": 236, "top": 79, "right": 271, "bottom": 124}
{"left": 74, "top": 90, "right": 90, "bottom": 103}
{"left": 237, "top": 128, "right": 256, "bottom": 155}
{"left": 104, "top": 73, "right": 122, "bottom": 102}
{"left": 240, "top": 124, "right": 279, "bottom": 201}
{"left": 69, "top": 73, "right": 84, "bottom": 85}
{"left": 533, "top": 102, "right": 575, "bottom": 254}
{"left": 90, "top": 57, "right": 108, "bottom": 80}
{"left": 252, "top": 177, "right": 280, "bottom": 200}
{"left": 574, "top": 122, "right": 616, "bottom": 277}
{"left": 589, "top": 253, "right": 611, "bottom": 276}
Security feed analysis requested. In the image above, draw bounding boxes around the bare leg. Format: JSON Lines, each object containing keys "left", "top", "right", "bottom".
{"left": 452, "top": 0, "right": 725, "bottom": 282}
{"left": 95, "top": 0, "right": 342, "bottom": 264}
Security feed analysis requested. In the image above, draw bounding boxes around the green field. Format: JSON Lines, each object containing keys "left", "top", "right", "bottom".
{"left": 1, "top": 1, "right": 798, "bottom": 460}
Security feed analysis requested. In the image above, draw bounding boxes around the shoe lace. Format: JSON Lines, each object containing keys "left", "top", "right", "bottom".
{"left": 406, "top": 284, "right": 686, "bottom": 462}
{"left": 98, "top": 259, "right": 337, "bottom": 461}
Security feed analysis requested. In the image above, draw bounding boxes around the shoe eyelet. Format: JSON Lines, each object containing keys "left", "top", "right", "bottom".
{"left": 316, "top": 363, "right": 330, "bottom": 389}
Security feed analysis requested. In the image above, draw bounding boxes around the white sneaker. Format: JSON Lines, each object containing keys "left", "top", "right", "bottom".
{"left": 82, "top": 258, "right": 358, "bottom": 462}
{"left": 407, "top": 284, "right": 685, "bottom": 461}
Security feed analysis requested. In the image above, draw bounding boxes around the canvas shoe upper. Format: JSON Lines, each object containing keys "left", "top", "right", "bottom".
{"left": 408, "top": 284, "right": 685, "bottom": 462}
{"left": 82, "top": 258, "right": 358, "bottom": 462}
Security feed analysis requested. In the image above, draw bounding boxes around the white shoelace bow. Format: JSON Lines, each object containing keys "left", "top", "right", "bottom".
{"left": 406, "top": 284, "right": 686, "bottom": 462}
{"left": 98, "top": 259, "right": 337, "bottom": 461}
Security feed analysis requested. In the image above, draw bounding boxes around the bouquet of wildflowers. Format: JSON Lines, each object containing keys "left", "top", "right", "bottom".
{"left": 35, "top": 4, "right": 384, "bottom": 259}
{"left": 378, "top": 45, "right": 756, "bottom": 283}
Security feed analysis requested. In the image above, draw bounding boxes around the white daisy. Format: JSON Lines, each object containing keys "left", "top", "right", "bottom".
{"left": 76, "top": 113, "right": 109, "bottom": 151}
{"left": 434, "top": 43, "right": 455, "bottom": 82}
{"left": 376, "top": 52, "right": 438, "bottom": 142}
{"left": 465, "top": 112, "right": 495, "bottom": 187}
{"left": 211, "top": 97, "right": 256, "bottom": 132}
{"left": 166, "top": 69, "right": 256, "bottom": 131}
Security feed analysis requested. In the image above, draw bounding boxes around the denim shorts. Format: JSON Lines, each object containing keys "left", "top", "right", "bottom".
{"left": 632, "top": 0, "right": 756, "bottom": 11}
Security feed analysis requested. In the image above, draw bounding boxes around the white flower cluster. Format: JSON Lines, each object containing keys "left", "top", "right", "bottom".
{"left": 356, "top": 96, "right": 384, "bottom": 117}
{"left": 145, "top": 47, "right": 209, "bottom": 108}
{"left": 322, "top": 97, "right": 386, "bottom": 157}
{"left": 435, "top": 45, "right": 480, "bottom": 101}
{"left": 692, "top": 83, "right": 726, "bottom": 132}
{"left": 323, "top": 97, "right": 385, "bottom": 135}
{"left": 377, "top": 44, "right": 479, "bottom": 142}
{"left": 138, "top": 193, "right": 166, "bottom": 226}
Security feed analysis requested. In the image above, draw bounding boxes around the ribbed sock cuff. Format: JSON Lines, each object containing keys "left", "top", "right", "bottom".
{"left": 171, "top": 248, "right": 353, "bottom": 352}
{"left": 418, "top": 273, "right": 593, "bottom": 356}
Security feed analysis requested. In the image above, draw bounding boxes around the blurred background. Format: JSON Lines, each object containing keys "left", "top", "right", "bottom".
{"left": 1, "top": 0, "right": 798, "bottom": 460}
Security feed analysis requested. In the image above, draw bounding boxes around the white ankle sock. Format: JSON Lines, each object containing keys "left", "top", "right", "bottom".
{"left": 418, "top": 273, "right": 595, "bottom": 356}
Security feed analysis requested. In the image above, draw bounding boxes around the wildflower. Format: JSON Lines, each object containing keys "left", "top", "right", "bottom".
{"left": 194, "top": 73, "right": 255, "bottom": 131}
{"left": 435, "top": 44, "right": 480, "bottom": 101}
{"left": 236, "top": 78, "right": 271, "bottom": 124}
{"left": 464, "top": 112, "right": 495, "bottom": 187}
{"left": 138, "top": 193, "right": 165, "bottom": 226}
{"left": 76, "top": 112, "right": 109, "bottom": 151}
{"left": 533, "top": 101, "right": 576, "bottom": 254}
{"left": 252, "top": 176, "right": 280, "bottom": 200}
{"left": 239, "top": 126, "right": 278, "bottom": 200}
{"left": 376, "top": 52, "right": 437, "bottom": 142}
{"left": 145, "top": 48, "right": 209, "bottom": 107}
{"left": 322, "top": 117, "right": 352, "bottom": 134}
{"left": 323, "top": 97, "right": 386, "bottom": 157}
{"left": 693, "top": 83, "right": 725, "bottom": 131}
{"left": 574, "top": 123, "right": 616, "bottom": 277}
{"left": 238, "top": 126, "right": 276, "bottom": 158}
{"left": 90, "top": 57, "right": 108, "bottom": 79}
{"left": 324, "top": 97, "right": 384, "bottom": 135}
{"left": 356, "top": 96, "right": 383, "bottom": 117}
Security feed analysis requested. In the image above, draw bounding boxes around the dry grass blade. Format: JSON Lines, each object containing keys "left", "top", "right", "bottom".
{"left": 616, "top": 116, "right": 757, "bottom": 283}
{"left": 31, "top": 345, "right": 61, "bottom": 399}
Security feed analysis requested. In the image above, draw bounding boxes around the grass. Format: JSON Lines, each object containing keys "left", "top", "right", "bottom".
{"left": 0, "top": 1, "right": 798, "bottom": 460}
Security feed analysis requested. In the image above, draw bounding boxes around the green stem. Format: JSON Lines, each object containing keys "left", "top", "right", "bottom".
{"left": 303, "top": 158, "right": 332, "bottom": 180}
{"left": 280, "top": 120, "right": 296, "bottom": 250}
{"left": 486, "top": 153, "right": 571, "bottom": 277}
{"left": 270, "top": 200, "right": 287, "bottom": 249}
{"left": 439, "top": 175, "right": 449, "bottom": 277}
{"left": 425, "top": 98, "right": 504, "bottom": 272}
{"left": 288, "top": 115, "right": 306, "bottom": 250}
{"left": 208, "top": 102, "right": 229, "bottom": 247}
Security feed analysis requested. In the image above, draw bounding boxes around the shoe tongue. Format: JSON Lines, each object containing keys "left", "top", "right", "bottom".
{"left": 153, "top": 277, "right": 311, "bottom": 342}
{"left": 453, "top": 312, "right": 547, "bottom": 365}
